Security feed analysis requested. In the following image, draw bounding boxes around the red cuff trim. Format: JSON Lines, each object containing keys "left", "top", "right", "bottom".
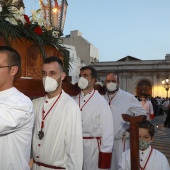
{"left": 150, "top": 114, "right": 154, "bottom": 119}
{"left": 98, "top": 152, "right": 112, "bottom": 169}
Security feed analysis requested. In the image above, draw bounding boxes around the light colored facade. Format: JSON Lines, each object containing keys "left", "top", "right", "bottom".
{"left": 62, "top": 30, "right": 99, "bottom": 65}
{"left": 64, "top": 44, "right": 86, "bottom": 84}
{"left": 91, "top": 55, "right": 170, "bottom": 98}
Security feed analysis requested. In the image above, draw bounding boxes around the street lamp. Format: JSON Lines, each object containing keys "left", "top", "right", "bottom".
{"left": 162, "top": 78, "right": 170, "bottom": 97}
{"left": 39, "top": 0, "right": 68, "bottom": 36}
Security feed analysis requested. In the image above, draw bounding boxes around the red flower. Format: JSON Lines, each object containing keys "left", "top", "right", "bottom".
{"left": 34, "top": 26, "right": 42, "bottom": 35}
{"left": 24, "top": 14, "right": 30, "bottom": 25}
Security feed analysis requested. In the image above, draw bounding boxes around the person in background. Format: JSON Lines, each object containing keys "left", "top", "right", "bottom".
{"left": 150, "top": 97, "right": 158, "bottom": 116}
{"left": 0, "top": 46, "right": 34, "bottom": 170}
{"left": 104, "top": 72, "right": 146, "bottom": 170}
{"left": 162, "top": 97, "right": 169, "bottom": 115}
{"left": 75, "top": 66, "right": 114, "bottom": 170}
{"left": 32, "top": 56, "right": 83, "bottom": 170}
{"left": 118, "top": 120, "right": 170, "bottom": 170}
{"left": 164, "top": 98, "right": 170, "bottom": 128}
{"left": 140, "top": 93, "right": 154, "bottom": 121}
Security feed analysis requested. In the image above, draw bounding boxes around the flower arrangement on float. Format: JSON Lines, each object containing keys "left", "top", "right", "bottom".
{"left": 0, "top": 0, "right": 66, "bottom": 58}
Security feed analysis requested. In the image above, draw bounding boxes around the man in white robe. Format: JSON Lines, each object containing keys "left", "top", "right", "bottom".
{"left": 118, "top": 120, "right": 170, "bottom": 170}
{"left": 0, "top": 46, "right": 34, "bottom": 170}
{"left": 75, "top": 66, "right": 114, "bottom": 170}
{"left": 104, "top": 73, "right": 146, "bottom": 170}
{"left": 32, "top": 56, "right": 83, "bottom": 170}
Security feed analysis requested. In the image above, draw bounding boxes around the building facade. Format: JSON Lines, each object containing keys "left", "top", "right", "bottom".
{"left": 64, "top": 44, "right": 85, "bottom": 84}
{"left": 91, "top": 55, "right": 170, "bottom": 98}
{"left": 62, "top": 30, "right": 99, "bottom": 65}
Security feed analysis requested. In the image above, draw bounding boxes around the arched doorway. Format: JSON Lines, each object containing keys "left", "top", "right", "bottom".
{"left": 136, "top": 80, "right": 152, "bottom": 97}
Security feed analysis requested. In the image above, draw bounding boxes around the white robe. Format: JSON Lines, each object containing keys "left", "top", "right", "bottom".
{"left": 75, "top": 90, "right": 114, "bottom": 170}
{"left": 104, "top": 89, "right": 146, "bottom": 170}
{"left": 118, "top": 146, "right": 170, "bottom": 170}
{"left": 140, "top": 100, "right": 154, "bottom": 121}
{"left": 32, "top": 90, "right": 83, "bottom": 170}
{"left": 0, "top": 87, "right": 34, "bottom": 170}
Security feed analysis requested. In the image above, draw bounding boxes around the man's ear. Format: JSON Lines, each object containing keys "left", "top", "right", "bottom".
{"left": 92, "top": 78, "right": 96, "bottom": 84}
{"left": 61, "top": 72, "right": 66, "bottom": 81}
{"left": 10, "top": 66, "right": 18, "bottom": 76}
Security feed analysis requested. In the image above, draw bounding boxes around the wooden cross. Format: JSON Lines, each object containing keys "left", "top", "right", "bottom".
{"left": 122, "top": 114, "right": 146, "bottom": 170}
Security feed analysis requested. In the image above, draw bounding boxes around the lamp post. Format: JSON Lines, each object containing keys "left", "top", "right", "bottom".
{"left": 162, "top": 78, "right": 170, "bottom": 97}
{"left": 39, "top": 0, "right": 68, "bottom": 36}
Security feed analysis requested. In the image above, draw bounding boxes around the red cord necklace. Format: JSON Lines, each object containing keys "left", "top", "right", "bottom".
{"left": 38, "top": 91, "right": 62, "bottom": 140}
{"left": 107, "top": 91, "right": 118, "bottom": 105}
{"left": 79, "top": 90, "right": 95, "bottom": 111}
{"left": 140, "top": 147, "right": 153, "bottom": 170}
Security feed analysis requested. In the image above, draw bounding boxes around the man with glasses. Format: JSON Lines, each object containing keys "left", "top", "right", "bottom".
{"left": 0, "top": 46, "right": 34, "bottom": 170}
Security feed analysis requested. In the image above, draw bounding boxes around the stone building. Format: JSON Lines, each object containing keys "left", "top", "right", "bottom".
{"left": 62, "top": 30, "right": 99, "bottom": 65}
{"left": 91, "top": 55, "right": 170, "bottom": 98}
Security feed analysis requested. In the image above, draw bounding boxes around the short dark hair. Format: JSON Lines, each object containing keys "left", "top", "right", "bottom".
{"left": 140, "top": 93, "right": 148, "bottom": 98}
{"left": 80, "top": 66, "right": 97, "bottom": 79}
{"left": 0, "top": 46, "right": 21, "bottom": 70}
{"left": 106, "top": 72, "right": 119, "bottom": 82}
{"left": 43, "top": 56, "right": 64, "bottom": 71}
{"left": 139, "top": 120, "right": 155, "bottom": 138}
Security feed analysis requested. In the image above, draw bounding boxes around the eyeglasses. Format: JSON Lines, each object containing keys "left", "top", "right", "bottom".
{"left": 0, "top": 65, "right": 15, "bottom": 69}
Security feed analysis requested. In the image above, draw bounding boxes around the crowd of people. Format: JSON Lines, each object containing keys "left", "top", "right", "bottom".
{"left": 0, "top": 46, "right": 169, "bottom": 170}
{"left": 136, "top": 95, "right": 170, "bottom": 128}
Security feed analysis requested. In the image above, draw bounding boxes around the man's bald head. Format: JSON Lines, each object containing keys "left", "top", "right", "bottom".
{"left": 105, "top": 73, "right": 119, "bottom": 84}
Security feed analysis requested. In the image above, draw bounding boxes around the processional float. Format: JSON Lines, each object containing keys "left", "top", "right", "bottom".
{"left": 0, "top": 0, "right": 80, "bottom": 97}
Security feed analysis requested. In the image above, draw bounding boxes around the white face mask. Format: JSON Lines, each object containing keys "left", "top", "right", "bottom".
{"left": 78, "top": 76, "right": 89, "bottom": 89}
{"left": 43, "top": 75, "right": 61, "bottom": 92}
{"left": 106, "top": 82, "right": 117, "bottom": 91}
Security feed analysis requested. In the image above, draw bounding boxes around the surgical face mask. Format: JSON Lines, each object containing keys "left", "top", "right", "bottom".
{"left": 78, "top": 76, "right": 89, "bottom": 89}
{"left": 139, "top": 139, "right": 152, "bottom": 151}
{"left": 43, "top": 75, "right": 61, "bottom": 92}
{"left": 106, "top": 82, "right": 117, "bottom": 92}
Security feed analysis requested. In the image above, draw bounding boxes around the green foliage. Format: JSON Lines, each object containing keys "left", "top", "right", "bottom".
{"left": 0, "top": 0, "right": 72, "bottom": 74}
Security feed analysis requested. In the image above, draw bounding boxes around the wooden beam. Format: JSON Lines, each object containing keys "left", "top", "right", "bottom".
{"left": 122, "top": 114, "right": 146, "bottom": 170}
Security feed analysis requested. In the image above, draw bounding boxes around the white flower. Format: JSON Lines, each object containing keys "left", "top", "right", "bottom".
{"left": 37, "top": 11, "right": 45, "bottom": 26}
{"left": 0, "top": 5, "right": 2, "bottom": 12}
{"left": 5, "top": 17, "right": 18, "bottom": 25}
{"left": 19, "top": 7, "right": 25, "bottom": 15}
{"left": 52, "top": 30, "right": 60, "bottom": 38}
{"left": 8, "top": 6, "right": 19, "bottom": 14}
{"left": 31, "top": 10, "right": 38, "bottom": 22}
{"left": 19, "top": 15, "right": 26, "bottom": 24}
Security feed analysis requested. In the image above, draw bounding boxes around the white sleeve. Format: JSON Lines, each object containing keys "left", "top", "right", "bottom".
{"left": 118, "top": 150, "right": 130, "bottom": 170}
{"left": 0, "top": 96, "right": 33, "bottom": 134}
{"left": 99, "top": 102, "right": 114, "bottom": 169}
{"left": 100, "top": 103, "right": 114, "bottom": 152}
{"left": 65, "top": 102, "right": 83, "bottom": 170}
{"left": 126, "top": 96, "right": 146, "bottom": 116}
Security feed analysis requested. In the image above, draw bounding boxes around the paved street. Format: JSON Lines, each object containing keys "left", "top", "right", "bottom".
{"left": 151, "top": 114, "right": 170, "bottom": 164}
